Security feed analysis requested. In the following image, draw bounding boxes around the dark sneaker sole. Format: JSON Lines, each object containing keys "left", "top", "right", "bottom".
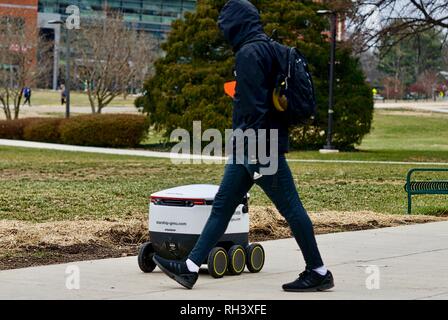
{"left": 283, "top": 281, "right": 334, "bottom": 292}
{"left": 152, "top": 256, "right": 195, "bottom": 290}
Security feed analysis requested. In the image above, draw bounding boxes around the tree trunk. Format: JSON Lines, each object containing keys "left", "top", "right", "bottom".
{"left": 3, "top": 107, "right": 11, "bottom": 120}
{"left": 14, "top": 101, "right": 20, "bottom": 120}
{"left": 87, "top": 90, "right": 97, "bottom": 114}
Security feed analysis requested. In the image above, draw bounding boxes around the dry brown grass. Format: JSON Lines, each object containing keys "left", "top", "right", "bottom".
{"left": 0, "top": 218, "right": 149, "bottom": 270}
{"left": 249, "top": 206, "right": 447, "bottom": 241}
{"left": 1, "top": 207, "right": 446, "bottom": 270}
{"left": 0, "top": 218, "right": 148, "bottom": 251}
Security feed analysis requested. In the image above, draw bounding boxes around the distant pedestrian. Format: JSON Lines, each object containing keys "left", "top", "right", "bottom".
{"left": 60, "top": 84, "right": 66, "bottom": 105}
{"left": 23, "top": 87, "right": 32, "bottom": 106}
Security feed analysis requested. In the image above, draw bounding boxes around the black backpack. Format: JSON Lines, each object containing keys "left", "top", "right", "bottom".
{"left": 269, "top": 40, "right": 317, "bottom": 125}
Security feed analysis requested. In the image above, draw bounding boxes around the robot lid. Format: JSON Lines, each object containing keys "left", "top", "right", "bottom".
{"left": 150, "top": 184, "right": 220, "bottom": 201}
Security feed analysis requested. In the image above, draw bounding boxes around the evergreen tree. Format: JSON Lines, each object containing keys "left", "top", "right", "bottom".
{"left": 136, "top": 0, "right": 373, "bottom": 150}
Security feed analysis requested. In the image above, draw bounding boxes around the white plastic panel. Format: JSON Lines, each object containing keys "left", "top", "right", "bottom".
{"left": 149, "top": 203, "right": 249, "bottom": 235}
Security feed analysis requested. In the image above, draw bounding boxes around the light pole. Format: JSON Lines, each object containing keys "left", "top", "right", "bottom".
{"left": 317, "top": 9, "right": 339, "bottom": 153}
{"left": 48, "top": 19, "right": 71, "bottom": 118}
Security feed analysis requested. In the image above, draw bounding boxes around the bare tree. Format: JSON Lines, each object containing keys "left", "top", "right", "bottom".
{"left": 382, "top": 76, "right": 404, "bottom": 100}
{"left": 0, "top": 17, "right": 51, "bottom": 120}
{"left": 413, "top": 70, "right": 439, "bottom": 99}
{"left": 348, "top": 0, "right": 448, "bottom": 52}
{"left": 73, "top": 14, "right": 157, "bottom": 114}
{"left": 359, "top": 50, "right": 385, "bottom": 85}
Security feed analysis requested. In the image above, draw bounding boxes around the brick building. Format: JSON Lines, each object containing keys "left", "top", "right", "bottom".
{"left": 313, "top": 0, "right": 347, "bottom": 41}
{"left": 0, "top": 1, "right": 39, "bottom": 85}
{"left": 0, "top": 0, "right": 39, "bottom": 48}
{"left": 0, "top": 0, "right": 38, "bottom": 32}
{"left": 0, "top": 0, "right": 197, "bottom": 89}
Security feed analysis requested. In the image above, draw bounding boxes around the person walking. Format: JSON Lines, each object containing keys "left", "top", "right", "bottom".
{"left": 60, "top": 84, "right": 66, "bottom": 106}
{"left": 23, "top": 87, "right": 32, "bottom": 106}
{"left": 153, "top": 0, "right": 334, "bottom": 292}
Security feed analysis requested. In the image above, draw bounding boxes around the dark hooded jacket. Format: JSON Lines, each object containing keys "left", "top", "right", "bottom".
{"left": 218, "top": 0, "right": 289, "bottom": 154}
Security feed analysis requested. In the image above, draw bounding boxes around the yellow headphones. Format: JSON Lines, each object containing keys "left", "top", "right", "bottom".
{"left": 272, "top": 80, "right": 288, "bottom": 112}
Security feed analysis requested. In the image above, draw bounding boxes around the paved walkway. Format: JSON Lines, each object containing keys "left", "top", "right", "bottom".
{"left": 375, "top": 100, "right": 448, "bottom": 113}
{"left": 1, "top": 222, "right": 447, "bottom": 300}
{"left": 0, "top": 105, "right": 138, "bottom": 120}
{"left": 6, "top": 105, "right": 138, "bottom": 119}
{"left": 0, "top": 139, "right": 225, "bottom": 161}
{"left": 2, "top": 139, "right": 448, "bottom": 166}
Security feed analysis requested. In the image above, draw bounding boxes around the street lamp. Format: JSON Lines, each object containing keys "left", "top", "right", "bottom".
{"left": 317, "top": 9, "right": 339, "bottom": 153}
{"left": 48, "top": 19, "right": 71, "bottom": 118}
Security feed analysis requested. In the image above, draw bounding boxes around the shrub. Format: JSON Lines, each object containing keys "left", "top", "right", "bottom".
{"left": 1, "top": 115, "right": 149, "bottom": 148}
{"left": 23, "top": 118, "right": 63, "bottom": 143}
{"left": 0, "top": 118, "right": 40, "bottom": 140}
{"left": 59, "top": 114, "right": 149, "bottom": 147}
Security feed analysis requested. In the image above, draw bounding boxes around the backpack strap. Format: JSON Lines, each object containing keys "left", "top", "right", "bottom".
{"left": 238, "top": 36, "right": 280, "bottom": 71}
{"left": 238, "top": 38, "right": 288, "bottom": 115}
{"left": 237, "top": 34, "right": 273, "bottom": 51}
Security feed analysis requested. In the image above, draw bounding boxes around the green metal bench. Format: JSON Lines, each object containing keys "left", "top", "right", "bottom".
{"left": 405, "top": 168, "right": 448, "bottom": 214}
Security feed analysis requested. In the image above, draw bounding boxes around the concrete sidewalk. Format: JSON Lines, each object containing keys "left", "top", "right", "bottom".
{"left": 2, "top": 139, "right": 448, "bottom": 167}
{"left": 1, "top": 222, "right": 448, "bottom": 300}
{"left": 0, "top": 139, "right": 226, "bottom": 161}
{"left": 375, "top": 100, "right": 448, "bottom": 113}
{"left": 0, "top": 105, "right": 138, "bottom": 120}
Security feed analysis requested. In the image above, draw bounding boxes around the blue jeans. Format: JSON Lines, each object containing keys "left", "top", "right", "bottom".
{"left": 188, "top": 155, "right": 324, "bottom": 270}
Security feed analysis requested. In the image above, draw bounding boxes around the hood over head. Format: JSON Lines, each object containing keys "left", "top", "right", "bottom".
{"left": 218, "top": 0, "right": 265, "bottom": 51}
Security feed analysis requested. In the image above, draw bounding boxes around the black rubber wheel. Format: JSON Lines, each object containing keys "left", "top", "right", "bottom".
{"left": 207, "top": 247, "right": 228, "bottom": 278}
{"left": 246, "top": 243, "right": 265, "bottom": 273}
{"left": 138, "top": 242, "right": 156, "bottom": 273}
{"left": 227, "top": 245, "right": 246, "bottom": 275}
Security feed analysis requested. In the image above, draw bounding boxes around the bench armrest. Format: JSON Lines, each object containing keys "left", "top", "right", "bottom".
{"left": 407, "top": 168, "right": 448, "bottom": 190}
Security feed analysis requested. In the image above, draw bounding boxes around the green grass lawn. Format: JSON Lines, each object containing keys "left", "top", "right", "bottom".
{"left": 362, "top": 111, "right": 448, "bottom": 152}
{"left": 30, "top": 89, "right": 136, "bottom": 107}
{"left": 1, "top": 109, "right": 448, "bottom": 223}
{"left": 142, "top": 110, "right": 448, "bottom": 162}
{"left": 287, "top": 110, "right": 448, "bottom": 162}
{"left": 0, "top": 150, "right": 447, "bottom": 223}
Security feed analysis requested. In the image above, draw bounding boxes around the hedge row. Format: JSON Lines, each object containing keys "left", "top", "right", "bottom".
{"left": 0, "top": 114, "right": 149, "bottom": 148}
